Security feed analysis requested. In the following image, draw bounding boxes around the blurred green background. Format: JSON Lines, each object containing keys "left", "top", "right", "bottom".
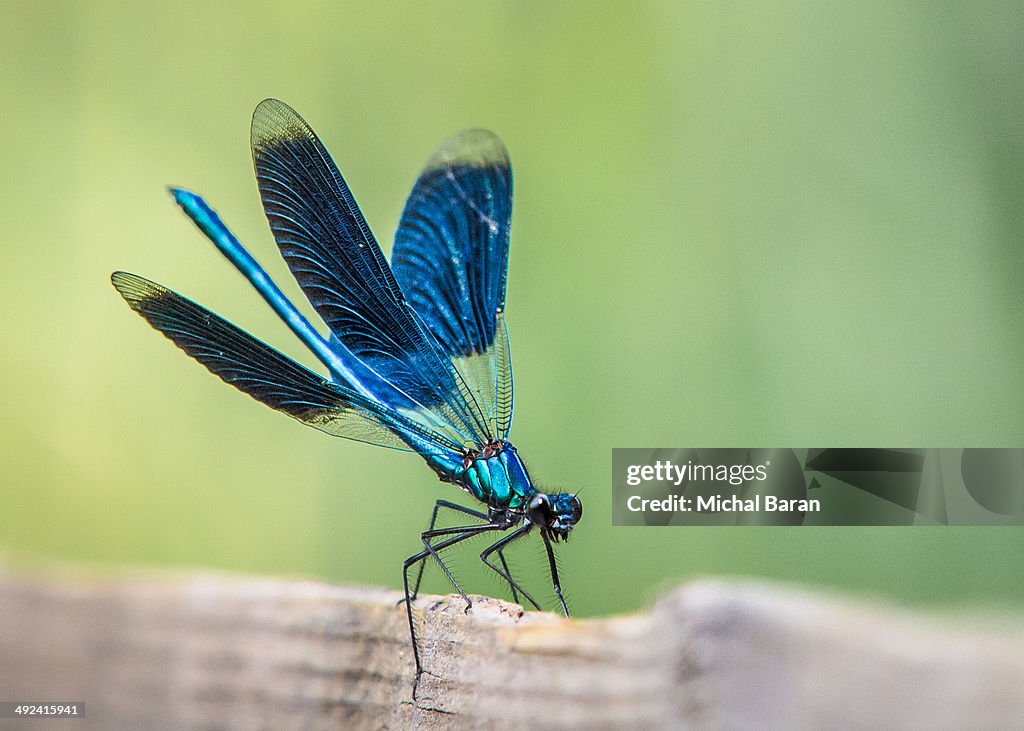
{"left": 2, "top": 2, "right": 1024, "bottom": 618}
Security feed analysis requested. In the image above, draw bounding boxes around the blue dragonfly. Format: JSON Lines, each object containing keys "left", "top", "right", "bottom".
{"left": 111, "top": 99, "right": 582, "bottom": 691}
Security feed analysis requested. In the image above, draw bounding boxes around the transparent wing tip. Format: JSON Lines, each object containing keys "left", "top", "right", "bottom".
{"left": 111, "top": 271, "right": 165, "bottom": 309}
{"left": 251, "top": 98, "right": 310, "bottom": 151}
{"left": 426, "top": 129, "right": 510, "bottom": 173}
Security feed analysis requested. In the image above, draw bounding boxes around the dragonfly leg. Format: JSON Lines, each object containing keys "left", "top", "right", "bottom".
{"left": 541, "top": 530, "right": 570, "bottom": 617}
{"left": 480, "top": 525, "right": 543, "bottom": 611}
{"left": 406, "top": 500, "right": 489, "bottom": 604}
{"left": 410, "top": 500, "right": 525, "bottom": 605}
{"left": 402, "top": 521, "right": 509, "bottom": 697}
{"left": 494, "top": 548, "right": 521, "bottom": 606}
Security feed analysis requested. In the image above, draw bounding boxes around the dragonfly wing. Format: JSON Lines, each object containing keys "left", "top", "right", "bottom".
{"left": 111, "top": 271, "right": 463, "bottom": 454}
{"left": 391, "top": 130, "right": 514, "bottom": 439}
{"left": 250, "top": 99, "right": 490, "bottom": 448}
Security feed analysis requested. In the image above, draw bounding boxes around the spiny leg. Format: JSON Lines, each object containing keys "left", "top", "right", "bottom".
{"left": 402, "top": 521, "right": 509, "bottom": 697}
{"left": 541, "top": 531, "right": 570, "bottom": 617}
{"left": 407, "top": 500, "right": 489, "bottom": 603}
{"left": 403, "top": 526, "right": 488, "bottom": 698}
{"left": 480, "top": 525, "right": 543, "bottom": 611}
{"left": 495, "top": 548, "right": 522, "bottom": 605}
{"left": 413, "top": 521, "right": 505, "bottom": 608}
{"left": 406, "top": 500, "right": 524, "bottom": 606}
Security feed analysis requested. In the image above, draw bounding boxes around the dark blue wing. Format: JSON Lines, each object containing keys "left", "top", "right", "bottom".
{"left": 249, "top": 99, "right": 491, "bottom": 448}
{"left": 111, "top": 271, "right": 463, "bottom": 456}
{"left": 391, "top": 130, "right": 514, "bottom": 439}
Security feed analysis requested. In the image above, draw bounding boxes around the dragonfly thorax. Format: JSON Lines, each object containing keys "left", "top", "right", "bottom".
{"left": 433, "top": 441, "right": 582, "bottom": 541}
{"left": 442, "top": 440, "right": 535, "bottom": 510}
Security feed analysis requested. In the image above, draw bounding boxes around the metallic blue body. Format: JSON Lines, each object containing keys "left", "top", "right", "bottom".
{"left": 111, "top": 99, "right": 582, "bottom": 696}
{"left": 169, "top": 189, "right": 373, "bottom": 397}
{"left": 427, "top": 442, "right": 535, "bottom": 510}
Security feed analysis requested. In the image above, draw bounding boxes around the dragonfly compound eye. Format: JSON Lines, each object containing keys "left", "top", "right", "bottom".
{"left": 569, "top": 495, "right": 583, "bottom": 525}
{"left": 527, "top": 494, "right": 554, "bottom": 526}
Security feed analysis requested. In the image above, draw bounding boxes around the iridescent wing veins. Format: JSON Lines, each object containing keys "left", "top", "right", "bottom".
{"left": 391, "top": 130, "right": 514, "bottom": 439}
{"left": 110, "top": 271, "right": 462, "bottom": 456}
{"left": 249, "top": 99, "right": 492, "bottom": 448}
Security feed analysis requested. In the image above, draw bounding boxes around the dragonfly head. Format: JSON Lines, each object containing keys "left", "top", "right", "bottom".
{"left": 527, "top": 492, "right": 583, "bottom": 542}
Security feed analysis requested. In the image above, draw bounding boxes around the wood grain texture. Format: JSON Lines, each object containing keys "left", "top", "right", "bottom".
{"left": 1, "top": 567, "right": 1023, "bottom": 729}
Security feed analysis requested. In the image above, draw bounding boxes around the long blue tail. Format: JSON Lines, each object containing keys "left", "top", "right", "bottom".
{"left": 169, "top": 187, "right": 375, "bottom": 400}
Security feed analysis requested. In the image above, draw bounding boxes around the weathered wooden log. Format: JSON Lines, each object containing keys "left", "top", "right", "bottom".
{"left": 1, "top": 567, "right": 1022, "bottom": 729}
